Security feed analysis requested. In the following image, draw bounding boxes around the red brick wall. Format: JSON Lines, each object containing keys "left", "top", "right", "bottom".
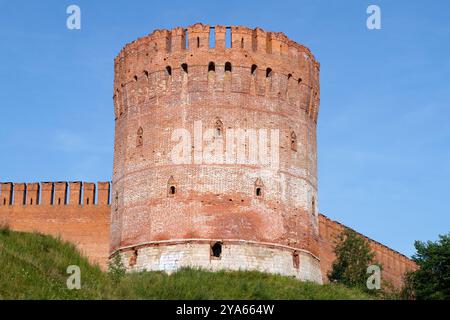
{"left": 0, "top": 182, "right": 110, "bottom": 269}
{"left": 319, "top": 214, "right": 417, "bottom": 288}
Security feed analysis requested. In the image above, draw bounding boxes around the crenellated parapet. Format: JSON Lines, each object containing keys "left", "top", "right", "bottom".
{"left": 0, "top": 181, "right": 111, "bottom": 206}
{"left": 112, "top": 23, "right": 320, "bottom": 123}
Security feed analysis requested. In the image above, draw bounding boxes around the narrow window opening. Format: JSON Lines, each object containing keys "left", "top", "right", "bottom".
{"left": 3, "top": 199, "right": 5, "bottom": 205}
{"left": 133, "top": 75, "right": 138, "bottom": 82}
{"left": 167, "top": 176, "right": 177, "bottom": 197}
{"left": 214, "top": 118, "right": 223, "bottom": 137}
{"left": 208, "top": 62, "right": 215, "bottom": 72}
{"left": 254, "top": 178, "right": 264, "bottom": 197}
{"left": 197, "top": 36, "right": 200, "bottom": 48}
{"left": 30, "top": 198, "right": 33, "bottom": 205}
{"left": 312, "top": 197, "right": 316, "bottom": 216}
{"left": 114, "top": 192, "right": 119, "bottom": 213}
{"left": 293, "top": 251, "right": 300, "bottom": 269}
{"left": 136, "top": 127, "right": 143, "bottom": 147}
{"left": 143, "top": 70, "right": 149, "bottom": 78}
{"left": 298, "top": 78, "right": 302, "bottom": 84}
{"left": 251, "top": 64, "right": 257, "bottom": 75}
{"left": 225, "top": 62, "right": 232, "bottom": 72}
{"left": 181, "top": 63, "right": 188, "bottom": 74}
{"left": 185, "top": 30, "right": 189, "bottom": 49}
{"left": 129, "top": 249, "right": 138, "bottom": 267}
{"left": 211, "top": 242, "right": 222, "bottom": 258}
{"left": 241, "top": 37, "right": 244, "bottom": 48}
{"left": 266, "top": 68, "right": 273, "bottom": 78}
{"left": 58, "top": 198, "right": 61, "bottom": 205}
{"left": 290, "top": 131, "right": 297, "bottom": 151}
{"left": 166, "top": 66, "right": 172, "bottom": 76}
{"left": 86, "top": 198, "right": 90, "bottom": 205}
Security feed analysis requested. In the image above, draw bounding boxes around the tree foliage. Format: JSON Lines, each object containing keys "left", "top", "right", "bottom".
{"left": 403, "top": 233, "right": 450, "bottom": 300}
{"left": 328, "top": 228, "right": 375, "bottom": 289}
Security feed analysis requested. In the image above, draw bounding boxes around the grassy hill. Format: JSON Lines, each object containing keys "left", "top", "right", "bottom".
{"left": 0, "top": 226, "right": 374, "bottom": 300}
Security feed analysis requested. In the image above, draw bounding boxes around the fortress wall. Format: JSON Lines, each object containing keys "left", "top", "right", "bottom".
{"left": 319, "top": 214, "right": 417, "bottom": 288}
{"left": 0, "top": 182, "right": 111, "bottom": 269}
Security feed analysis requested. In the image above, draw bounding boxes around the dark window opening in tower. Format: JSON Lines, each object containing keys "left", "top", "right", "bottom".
{"left": 167, "top": 176, "right": 177, "bottom": 197}
{"left": 197, "top": 36, "right": 200, "bottom": 48}
{"left": 290, "top": 131, "right": 297, "bottom": 151}
{"left": 211, "top": 242, "right": 222, "bottom": 258}
{"left": 241, "top": 37, "right": 244, "bottom": 48}
{"left": 266, "top": 68, "right": 272, "bottom": 78}
{"left": 255, "top": 178, "right": 264, "bottom": 197}
{"left": 136, "top": 127, "right": 143, "bottom": 147}
{"left": 293, "top": 251, "right": 300, "bottom": 269}
{"left": 133, "top": 75, "right": 138, "bottom": 82}
{"left": 312, "top": 197, "right": 316, "bottom": 216}
{"left": 166, "top": 66, "right": 172, "bottom": 76}
{"left": 298, "top": 78, "right": 302, "bottom": 84}
{"left": 30, "top": 199, "right": 33, "bottom": 205}
{"left": 86, "top": 198, "right": 90, "bottom": 205}
{"left": 58, "top": 198, "right": 61, "bottom": 205}
{"left": 225, "top": 62, "right": 232, "bottom": 72}
{"left": 129, "top": 249, "right": 138, "bottom": 266}
{"left": 3, "top": 199, "right": 5, "bottom": 205}
{"left": 214, "top": 118, "right": 223, "bottom": 137}
{"left": 114, "top": 192, "right": 119, "bottom": 213}
{"left": 251, "top": 64, "right": 257, "bottom": 75}
{"left": 208, "top": 62, "right": 215, "bottom": 72}
{"left": 144, "top": 70, "right": 149, "bottom": 79}
{"left": 181, "top": 63, "right": 188, "bottom": 74}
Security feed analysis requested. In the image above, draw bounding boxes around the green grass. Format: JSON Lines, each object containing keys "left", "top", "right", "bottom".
{"left": 0, "top": 227, "right": 375, "bottom": 300}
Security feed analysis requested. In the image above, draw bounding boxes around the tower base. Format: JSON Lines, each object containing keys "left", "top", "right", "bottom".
{"left": 112, "top": 240, "right": 323, "bottom": 284}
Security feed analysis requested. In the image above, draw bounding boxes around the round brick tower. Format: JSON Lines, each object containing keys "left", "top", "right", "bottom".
{"left": 110, "top": 23, "right": 321, "bottom": 283}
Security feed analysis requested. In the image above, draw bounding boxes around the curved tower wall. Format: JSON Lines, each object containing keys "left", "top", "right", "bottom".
{"left": 110, "top": 23, "right": 321, "bottom": 282}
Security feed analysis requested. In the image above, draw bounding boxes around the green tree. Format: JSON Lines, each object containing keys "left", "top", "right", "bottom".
{"left": 328, "top": 228, "right": 375, "bottom": 289}
{"left": 108, "top": 252, "right": 126, "bottom": 284}
{"left": 403, "top": 233, "right": 450, "bottom": 300}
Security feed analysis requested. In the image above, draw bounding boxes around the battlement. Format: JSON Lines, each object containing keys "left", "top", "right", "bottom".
{"left": 112, "top": 23, "right": 320, "bottom": 123}
{"left": 114, "top": 23, "right": 319, "bottom": 67}
{"left": 0, "top": 181, "right": 111, "bottom": 206}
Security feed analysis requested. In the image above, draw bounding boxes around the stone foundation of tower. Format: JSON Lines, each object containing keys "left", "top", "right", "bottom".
{"left": 114, "top": 240, "right": 323, "bottom": 283}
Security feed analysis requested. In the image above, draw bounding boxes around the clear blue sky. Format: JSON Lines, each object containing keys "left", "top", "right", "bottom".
{"left": 0, "top": 0, "right": 449, "bottom": 257}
